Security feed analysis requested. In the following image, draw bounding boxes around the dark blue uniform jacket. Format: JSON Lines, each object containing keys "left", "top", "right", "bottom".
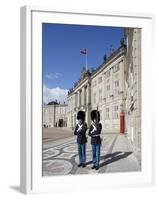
{"left": 88, "top": 123, "right": 102, "bottom": 145}
{"left": 74, "top": 122, "right": 87, "bottom": 144}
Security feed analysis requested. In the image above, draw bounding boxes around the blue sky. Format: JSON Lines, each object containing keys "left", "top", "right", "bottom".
{"left": 42, "top": 23, "right": 124, "bottom": 104}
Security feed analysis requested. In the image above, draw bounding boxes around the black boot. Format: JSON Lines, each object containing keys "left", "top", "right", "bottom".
{"left": 96, "top": 165, "right": 99, "bottom": 170}
{"left": 91, "top": 165, "right": 96, "bottom": 169}
{"left": 82, "top": 164, "right": 86, "bottom": 168}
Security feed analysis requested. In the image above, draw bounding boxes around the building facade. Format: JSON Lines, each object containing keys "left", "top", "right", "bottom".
{"left": 67, "top": 69, "right": 92, "bottom": 129}
{"left": 43, "top": 102, "right": 67, "bottom": 128}
{"left": 124, "top": 28, "right": 141, "bottom": 157}
{"left": 67, "top": 45, "right": 126, "bottom": 133}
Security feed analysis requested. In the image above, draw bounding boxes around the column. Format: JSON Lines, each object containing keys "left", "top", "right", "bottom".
{"left": 77, "top": 90, "right": 80, "bottom": 108}
{"left": 81, "top": 87, "right": 85, "bottom": 107}
{"left": 76, "top": 91, "right": 78, "bottom": 108}
{"left": 86, "top": 83, "right": 90, "bottom": 105}
{"left": 75, "top": 92, "right": 77, "bottom": 108}
{"left": 86, "top": 82, "right": 91, "bottom": 126}
{"left": 102, "top": 72, "right": 106, "bottom": 101}
{"left": 85, "top": 86, "right": 87, "bottom": 105}
{"left": 84, "top": 86, "right": 86, "bottom": 107}
{"left": 79, "top": 89, "right": 82, "bottom": 107}
{"left": 88, "top": 83, "right": 91, "bottom": 105}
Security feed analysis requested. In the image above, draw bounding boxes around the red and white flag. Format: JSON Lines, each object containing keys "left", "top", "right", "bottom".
{"left": 80, "top": 49, "right": 87, "bottom": 55}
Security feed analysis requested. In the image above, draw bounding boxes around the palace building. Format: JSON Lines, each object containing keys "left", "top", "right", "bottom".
{"left": 67, "top": 28, "right": 141, "bottom": 155}
{"left": 67, "top": 44, "right": 126, "bottom": 133}
{"left": 43, "top": 28, "right": 141, "bottom": 155}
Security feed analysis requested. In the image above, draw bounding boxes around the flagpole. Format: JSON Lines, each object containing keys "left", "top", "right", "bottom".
{"left": 80, "top": 49, "right": 88, "bottom": 70}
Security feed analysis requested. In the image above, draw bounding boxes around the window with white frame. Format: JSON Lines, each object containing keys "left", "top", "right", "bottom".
{"left": 114, "top": 80, "right": 120, "bottom": 96}
{"left": 113, "top": 63, "right": 120, "bottom": 73}
{"left": 105, "top": 69, "right": 111, "bottom": 78}
{"left": 106, "top": 84, "right": 110, "bottom": 98}
{"left": 114, "top": 105, "right": 119, "bottom": 119}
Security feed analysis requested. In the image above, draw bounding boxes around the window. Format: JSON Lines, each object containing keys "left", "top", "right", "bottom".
{"left": 93, "top": 92, "right": 96, "bottom": 104}
{"left": 131, "top": 95, "right": 133, "bottom": 102}
{"left": 98, "top": 76, "right": 102, "bottom": 84}
{"left": 113, "top": 63, "right": 120, "bottom": 73}
{"left": 106, "top": 84, "right": 110, "bottom": 98}
{"left": 106, "top": 85, "right": 110, "bottom": 91}
{"left": 114, "top": 80, "right": 119, "bottom": 87}
{"left": 114, "top": 105, "right": 119, "bottom": 119}
{"left": 105, "top": 69, "right": 111, "bottom": 78}
{"left": 99, "top": 89, "right": 102, "bottom": 102}
{"left": 130, "top": 63, "right": 135, "bottom": 84}
{"left": 114, "top": 80, "right": 120, "bottom": 96}
{"left": 105, "top": 108, "right": 109, "bottom": 119}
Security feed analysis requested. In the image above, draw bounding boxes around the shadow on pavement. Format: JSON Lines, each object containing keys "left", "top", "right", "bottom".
{"left": 99, "top": 151, "right": 133, "bottom": 168}
{"left": 85, "top": 151, "right": 133, "bottom": 167}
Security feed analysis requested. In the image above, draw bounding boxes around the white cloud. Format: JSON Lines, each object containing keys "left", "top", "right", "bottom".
{"left": 43, "top": 85, "right": 68, "bottom": 104}
{"left": 45, "top": 72, "right": 62, "bottom": 80}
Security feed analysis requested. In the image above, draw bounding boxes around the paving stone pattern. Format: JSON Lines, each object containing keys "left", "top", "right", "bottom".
{"left": 42, "top": 134, "right": 141, "bottom": 176}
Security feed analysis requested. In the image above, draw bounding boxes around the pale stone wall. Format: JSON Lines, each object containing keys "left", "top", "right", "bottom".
{"left": 43, "top": 105, "right": 55, "bottom": 128}
{"left": 43, "top": 104, "right": 67, "bottom": 128}
{"left": 125, "top": 28, "right": 141, "bottom": 155}
{"left": 54, "top": 105, "right": 68, "bottom": 127}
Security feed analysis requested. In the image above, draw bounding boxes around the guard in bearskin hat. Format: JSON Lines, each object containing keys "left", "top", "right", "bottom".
{"left": 74, "top": 110, "right": 87, "bottom": 167}
{"left": 88, "top": 110, "right": 102, "bottom": 170}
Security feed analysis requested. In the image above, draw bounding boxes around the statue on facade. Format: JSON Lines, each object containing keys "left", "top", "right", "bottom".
{"left": 120, "top": 37, "right": 126, "bottom": 48}
{"left": 81, "top": 66, "right": 87, "bottom": 79}
{"left": 103, "top": 54, "right": 107, "bottom": 62}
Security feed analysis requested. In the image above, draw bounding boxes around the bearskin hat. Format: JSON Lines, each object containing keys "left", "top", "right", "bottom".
{"left": 77, "top": 111, "right": 85, "bottom": 121}
{"left": 91, "top": 110, "right": 100, "bottom": 122}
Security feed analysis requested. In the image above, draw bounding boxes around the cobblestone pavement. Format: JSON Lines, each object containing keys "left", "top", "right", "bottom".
{"left": 42, "top": 133, "right": 141, "bottom": 176}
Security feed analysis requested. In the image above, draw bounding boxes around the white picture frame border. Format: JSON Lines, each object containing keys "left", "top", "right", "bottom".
{"left": 20, "top": 6, "right": 154, "bottom": 194}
